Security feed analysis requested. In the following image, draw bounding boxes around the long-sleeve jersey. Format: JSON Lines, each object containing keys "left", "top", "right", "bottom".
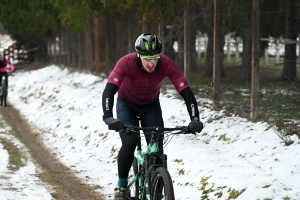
{"left": 102, "top": 52, "right": 199, "bottom": 121}
{"left": 107, "top": 52, "right": 189, "bottom": 106}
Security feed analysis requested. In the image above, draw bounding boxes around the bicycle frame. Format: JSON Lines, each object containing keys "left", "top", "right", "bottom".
{"left": 126, "top": 126, "right": 188, "bottom": 200}
{"left": 128, "top": 132, "right": 161, "bottom": 200}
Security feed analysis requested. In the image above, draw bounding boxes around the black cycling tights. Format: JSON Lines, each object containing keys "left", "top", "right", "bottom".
{"left": 118, "top": 132, "right": 140, "bottom": 179}
{"left": 116, "top": 97, "right": 164, "bottom": 179}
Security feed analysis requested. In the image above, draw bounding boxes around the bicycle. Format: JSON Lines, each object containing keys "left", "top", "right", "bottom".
{"left": 124, "top": 124, "right": 192, "bottom": 200}
{"left": 0, "top": 69, "right": 13, "bottom": 106}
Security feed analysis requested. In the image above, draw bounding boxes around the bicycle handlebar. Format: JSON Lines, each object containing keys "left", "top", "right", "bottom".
{"left": 123, "top": 125, "right": 191, "bottom": 135}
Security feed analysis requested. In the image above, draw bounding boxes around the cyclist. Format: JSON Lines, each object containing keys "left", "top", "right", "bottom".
{"left": 0, "top": 52, "right": 15, "bottom": 93}
{"left": 102, "top": 33, "right": 203, "bottom": 200}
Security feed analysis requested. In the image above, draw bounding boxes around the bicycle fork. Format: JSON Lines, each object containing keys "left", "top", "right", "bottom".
{"left": 136, "top": 135, "right": 168, "bottom": 200}
{"left": 144, "top": 153, "right": 168, "bottom": 200}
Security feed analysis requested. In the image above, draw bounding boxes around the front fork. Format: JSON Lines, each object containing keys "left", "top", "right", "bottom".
{"left": 144, "top": 153, "right": 168, "bottom": 200}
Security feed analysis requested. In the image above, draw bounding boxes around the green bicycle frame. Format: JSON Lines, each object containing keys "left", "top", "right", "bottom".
{"left": 127, "top": 141, "right": 160, "bottom": 200}
{"left": 125, "top": 125, "right": 187, "bottom": 200}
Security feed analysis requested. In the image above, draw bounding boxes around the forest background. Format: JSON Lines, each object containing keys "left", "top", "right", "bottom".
{"left": 0, "top": 0, "right": 299, "bottom": 141}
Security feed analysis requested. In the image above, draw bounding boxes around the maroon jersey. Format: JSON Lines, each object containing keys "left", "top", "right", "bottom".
{"left": 107, "top": 52, "right": 189, "bottom": 106}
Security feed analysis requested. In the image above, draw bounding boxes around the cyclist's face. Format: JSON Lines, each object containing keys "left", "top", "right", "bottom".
{"left": 141, "top": 57, "right": 159, "bottom": 73}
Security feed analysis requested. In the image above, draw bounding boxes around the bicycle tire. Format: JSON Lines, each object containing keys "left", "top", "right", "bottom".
{"left": 128, "top": 157, "right": 140, "bottom": 200}
{"left": 2, "top": 83, "right": 7, "bottom": 106}
{"left": 151, "top": 167, "right": 175, "bottom": 200}
{"left": 0, "top": 81, "right": 6, "bottom": 106}
{"left": 0, "top": 87, "right": 2, "bottom": 105}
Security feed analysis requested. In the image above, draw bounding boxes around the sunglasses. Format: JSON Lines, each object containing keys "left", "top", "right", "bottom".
{"left": 142, "top": 56, "right": 160, "bottom": 63}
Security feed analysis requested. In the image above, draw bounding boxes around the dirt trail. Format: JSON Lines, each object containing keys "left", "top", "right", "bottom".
{"left": 0, "top": 62, "right": 105, "bottom": 200}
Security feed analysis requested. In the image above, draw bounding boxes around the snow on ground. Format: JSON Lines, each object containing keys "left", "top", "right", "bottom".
{"left": 0, "top": 65, "right": 298, "bottom": 200}
{"left": 0, "top": 116, "right": 54, "bottom": 200}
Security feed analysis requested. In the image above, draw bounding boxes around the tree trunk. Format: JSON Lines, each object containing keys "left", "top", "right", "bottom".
{"left": 184, "top": 6, "right": 191, "bottom": 82}
{"left": 105, "top": 16, "right": 116, "bottom": 71}
{"left": 251, "top": 0, "right": 260, "bottom": 120}
{"left": 59, "top": 27, "right": 63, "bottom": 64}
{"left": 212, "top": 0, "right": 221, "bottom": 109}
{"left": 98, "top": 17, "right": 105, "bottom": 72}
{"left": 66, "top": 25, "right": 71, "bottom": 66}
{"left": 282, "top": 0, "right": 297, "bottom": 81}
{"left": 142, "top": 14, "right": 151, "bottom": 33}
{"left": 176, "top": 31, "right": 184, "bottom": 72}
{"left": 220, "top": 25, "right": 226, "bottom": 77}
{"left": 70, "top": 30, "right": 78, "bottom": 67}
{"left": 241, "top": 29, "right": 252, "bottom": 82}
{"left": 55, "top": 34, "right": 59, "bottom": 64}
{"left": 189, "top": 6, "right": 198, "bottom": 72}
{"left": 205, "top": 26, "right": 213, "bottom": 76}
{"left": 142, "top": 13, "right": 158, "bottom": 33}
{"left": 61, "top": 24, "right": 68, "bottom": 65}
{"left": 85, "top": 28, "right": 93, "bottom": 70}
{"left": 116, "top": 18, "right": 128, "bottom": 61}
{"left": 94, "top": 15, "right": 100, "bottom": 73}
{"left": 78, "top": 32, "right": 84, "bottom": 69}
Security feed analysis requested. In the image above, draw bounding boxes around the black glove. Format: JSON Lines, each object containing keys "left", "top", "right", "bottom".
{"left": 188, "top": 117, "right": 203, "bottom": 134}
{"left": 104, "top": 117, "right": 124, "bottom": 131}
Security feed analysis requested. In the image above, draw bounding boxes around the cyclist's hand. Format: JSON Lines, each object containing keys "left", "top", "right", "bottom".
{"left": 104, "top": 117, "right": 124, "bottom": 131}
{"left": 188, "top": 117, "right": 203, "bottom": 134}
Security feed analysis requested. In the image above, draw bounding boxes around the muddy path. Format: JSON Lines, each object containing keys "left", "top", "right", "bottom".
{"left": 0, "top": 62, "right": 105, "bottom": 200}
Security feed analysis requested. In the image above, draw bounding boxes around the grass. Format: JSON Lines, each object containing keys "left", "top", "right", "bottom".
{"left": 175, "top": 57, "right": 300, "bottom": 140}
{"left": 0, "top": 138, "right": 27, "bottom": 171}
{"left": 218, "top": 134, "right": 230, "bottom": 143}
{"left": 161, "top": 57, "right": 300, "bottom": 142}
{"left": 0, "top": 111, "right": 30, "bottom": 172}
{"left": 199, "top": 176, "right": 246, "bottom": 199}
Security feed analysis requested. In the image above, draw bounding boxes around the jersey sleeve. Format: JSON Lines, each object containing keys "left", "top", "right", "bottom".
{"left": 166, "top": 58, "right": 189, "bottom": 93}
{"left": 102, "top": 83, "right": 119, "bottom": 120}
{"left": 107, "top": 56, "right": 128, "bottom": 87}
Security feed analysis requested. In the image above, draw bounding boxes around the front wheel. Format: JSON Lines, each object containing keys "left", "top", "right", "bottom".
{"left": 151, "top": 167, "right": 175, "bottom": 200}
{"left": 0, "top": 83, "right": 7, "bottom": 106}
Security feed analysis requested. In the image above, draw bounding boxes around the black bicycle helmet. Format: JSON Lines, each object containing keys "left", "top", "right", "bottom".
{"left": 135, "top": 33, "right": 162, "bottom": 56}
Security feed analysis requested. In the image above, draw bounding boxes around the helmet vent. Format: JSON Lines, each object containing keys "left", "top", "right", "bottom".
{"left": 135, "top": 33, "right": 162, "bottom": 56}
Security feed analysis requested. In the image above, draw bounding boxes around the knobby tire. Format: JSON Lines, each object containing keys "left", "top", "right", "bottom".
{"left": 1, "top": 82, "right": 7, "bottom": 106}
{"left": 151, "top": 167, "right": 175, "bottom": 200}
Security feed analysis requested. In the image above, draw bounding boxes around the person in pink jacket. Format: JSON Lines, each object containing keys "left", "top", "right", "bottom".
{"left": 0, "top": 52, "right": 15, "bottom": 91}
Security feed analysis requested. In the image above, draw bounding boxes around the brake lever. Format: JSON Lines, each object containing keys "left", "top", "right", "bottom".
{"left": 123, "top": 125, "right": 139, "bottom": 134}
{"left": 182, "top": 127, "right": 196, "bottom": 135}
{"left": 182, "top": 127, "right": 190, "bottom": 134}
